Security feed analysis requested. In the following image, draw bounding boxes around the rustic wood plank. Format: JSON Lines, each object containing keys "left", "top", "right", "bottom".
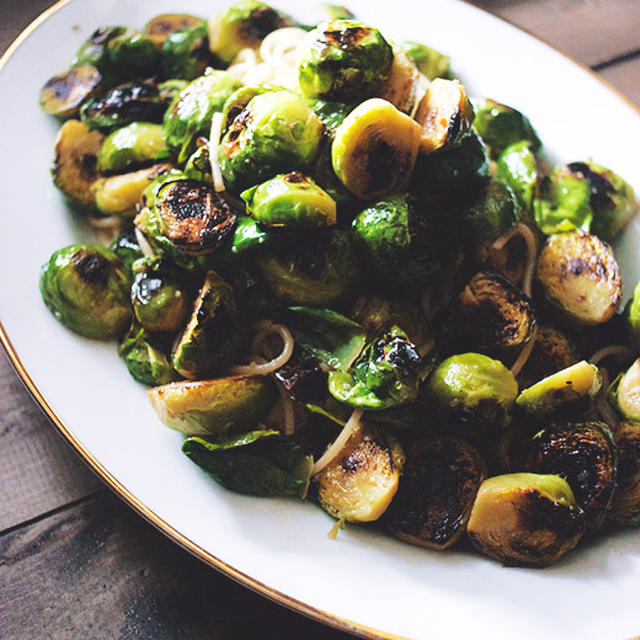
{"left": 598, "top": 56, "right": 640, "bottom": 110}
{"left": 468, "top": 0, "right": 640, "bottom": 68}
{"left": 0, "top": 0, "right": 56, "bottom": 55}
{"left": 0, "top": 492, "right": 352, "bottom": 640}
{"left": 0, "top": 351, "right": 103, "bottom": 531}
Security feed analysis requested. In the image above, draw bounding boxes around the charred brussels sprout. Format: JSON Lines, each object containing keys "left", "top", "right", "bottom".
{"left": 328, "top": 327, "right": 423, "bottom": 410}
{"left": 473, "top": 99, "right": 541, "bottom": 159}
{"left": 220, "top": 84, "right": 279, "bottom": 134}
{"left": 495, "top": 140, "right": 538, "bottom": 217}
{"left": 208, "top": 0, "right": 291, "bottom": 64}
{"left": 256, "top": 229, "right": 359, "bottom": 306}
{"left": 536, "top": 230, "right": 622, "bottom": 326}
{"left": 314, "top": 422, "right": 404, "bottom": 522}
{"left": 402, "top": 41, "right": 451, "bottom": 81}
{"left": 437, "top": 271, "right": 535, "bottom": 361}
{"left": 626, "top": 279, "right": 640, "bottom": 350}
{"left": 73, "top": 26, "right": 128, "bottom": 84}
{"left": 130, "top": 258, "right": 191, "bottom": 333}
{"left": 387, "top": 437, "right": 486, "bottom": 549}
{"left": 161, "top": 23, "right": 212, "bottom": 81}
{"left": 298, "top": 20, "right": 393, "bottom": 101}
{"left": 105, "top": 30, "right": 161, "bottom": 80}
{"left": 377, "top": 44, "right": 420, "bottom": 114}
{"left": 427, "top": 353, "right": 518, "bottom": 440}
{"left": 467, "top": 473, "right": 585, "bottom": 567}
{"left": 145, "top": 14, "right": 205, "bottom": 43}
{"left": 220, "top": 90, "right": 324, "bottom": 192}
{"left": 611, "top": 422, "right": 640, "bottom": 526}
{"left": 331, "top": 98, "right": 421, "bottom": 200}
{"left": 164, "top": 71, "right": 243, "bottom": 163}
{"left": 81, "top": 79, "right": 168, "bottom": 131}
{"left": 149, "top": 375, "right": 277, "bottom": 436}
{"left": 97, "top": 123, "right": 169, "bottom": 173}
{"left": 567, "top": 161, "right": 638, "bottom": 241}
{"left": 414, "top": 79, "right": 473, "bottom": 155}
{"left": 353, "top": 194, "right": 461, "bottom": 289}
{"left": 40, "top": 65, "right": 103, "bottom": 119}
{"left": 241, "top": 172, "right": 336, "bottom": 228}
{"left": 610, "top": 358, "right": 640, "bottom": 422}
{"left": 171, "top": 271, "right": 244, "bottom": 379}
{"left": 516, "top": 361, "right": 601, "bottom": 421}
{"left": 40, "top": 244, "right": 131, "bottom": 339}
{"left": 51, "top": 119, "right": 104, "bottom": 209}
{"left": 118, "top": 324, "right": 178, "bottom": 386}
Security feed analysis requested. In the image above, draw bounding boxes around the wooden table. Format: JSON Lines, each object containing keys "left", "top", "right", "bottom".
{"left": 2, "top": 1, "right": 639, "bottom": 637}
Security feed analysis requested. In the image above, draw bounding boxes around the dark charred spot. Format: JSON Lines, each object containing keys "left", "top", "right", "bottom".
{"left": 80, "top": 153, "right": 98, "bottom": 180}
{"left": 241, "top": 6, "right": 288, "bottom": 43}
{"left": 568, "top": 162, "right": 615, "bottom": 212}
{"left": 323, "top": 25, "right": 371, "bottom": 49}
{"left": 517, "top": 489, "right": 585, "bottom": 542}
{"left": 224, "top": 108, "right": 252, "bottom": 157}
{"left": 72, "top": 250, "right": 111, "bottom": 285}
{"left": 280, "top": 237, "right": 328, "bottom": 279}
{"left": 340, "top": 431, "right": 388, "bottom": 474}
{"left": 283, "top": 171, "right": 308, "bottom": 184}
{"left": 45, "top": 70, "right": 79, "bottom": 101}
{"left": 444, "top": 108, "right": 463, "bottom": 146}
{"left": 567, "top": 257, "right": 589, "bottom": 276}
{"left": 616, "top": 428, "right": 640, "bottom": 490}
{"left": 89, "top": 26, "right": 121, "bottom": 45}
{"left": 84, "top": 79, "right": 164, "bottom": 124}
{"left": 274, "top": 347, "right": 327, "bottom": 403}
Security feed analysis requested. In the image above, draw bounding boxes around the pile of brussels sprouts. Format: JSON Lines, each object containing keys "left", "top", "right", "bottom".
{"left": 39, "top": 1, "right": 640, "bottom": 568}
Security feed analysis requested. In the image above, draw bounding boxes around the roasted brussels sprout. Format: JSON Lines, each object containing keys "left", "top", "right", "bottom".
{"left": 220, "top": 84, "right": 280, "bottom": 134}
{"left": 626, "top": 278, "right": 640, "bottom": 350}
{"left": 467, "top": 473, "right": 585, "bottom": 567}
{"left": 411, "top": 128, "right": 489, "bottom": 197}
{"left": 329, "top": 327, "right": 423, "bottom": 410}
{"left": 414, "top": 78, "right": 473, "bottom": 154}
{"left": 353, "top": 194, "right": 462, "bottom": 289}
{"left": 256, "top": 228, "right": 360, "bottom": 306}
{"left": 171, "top": 270, "right": 244, "bottom": 378}
{"left": 508, "top": 421, "right": 617, "bottom": 531}
{"left": 97, "top": 122, "right": 169, "bottom": 174}
{"left": 145, "top": 14, "right": 205, "bottom": 43}
{"left": 161, "top": 23, "right": 212, "bottom": 81}
{"left": 118, "top": 324, "right": 178, "bottom": 386}
{"left": 387, "top": 437, "right": 486, "bottom": 549}
{"left": 184, "top": 142, "right": 212, "bottom": 182}
{"left": 314, "top": 422, "right": 404, "bottom": 521}
{"left": 402, "top": 41, "right": 451, "bottom": 81}
{"left": 331, "top": 98, "right": 421, "bottom": 200}
{"left": 136, "top": 176, "right": 236, "bottom": 261}
{"left": 241, "top": 172, "right": 337, "bottom": 228}
{"left": 427, "top": 353, "right": 518, "bottom": 440}
{"left": 73, "top": 26, "right": 128, "bottom": 84}
{"left": 609, "top": 358, "right": 640, "bottom": 422}
{"left": 80, "top": 79, "right": 168, "bottom": 131}
{"left": 610, "top": 421, "right": 640, "bottom": 526}
{"left": 567, "top": 161, "right": 638, "bottom": 241}
{"left": 130, "top": 258, "right": 192, "bottom": 333}
{"left": 164, "top": 71, "right": 243, "bottom": 163}
{"left": 40, "top": 65, "right": 103, "bottom": 119}
{"left": 377, "top": 44, "right": 420, "bottom": 114}
{"left": 182, "top": 429, "right": 312, "bottom": 498}
{"left": 149, "top": 374, "right": 277, "bottom": 436}
{"left": 220, "top": 90, "right": 324, "bottom": 192}
{"left": 351, "top": 294, "right": 428, "bottom": 347}
{"left": 158, "top": 79, "right": 189, "bottom": 103}
{"left": 51, "top": 119, "right": 104, "bottom": 209}
{"left": 298, "top": 20, "right": 393, "bottom": 101}
{"left": 516, "top": 361, "right": 601, "bottom": 421}
{"left": 536, "top": 230, "right": 622, "bottom": 326}
{"left": 208, "top": 0, "right": 291, "bottom": 64}
{"left": 437, "top": 271, "right": 535, "bottom": 361}
{"left": 109, "top": 229, "right": 143, "bottom": 278}
{"left": 104, "top": 30, "right": 161, "bottom": 81}
{"left": 495, "top": 140, "right": 538, "bottom": 217}
{"left": 40, "top": 244, "right": 132, "bottom": 339}
{"left": 92, "top": 163, "right": 172, "bottom": 216}
{"left": 473, "top": 99, "right": 541, "bottom": 159}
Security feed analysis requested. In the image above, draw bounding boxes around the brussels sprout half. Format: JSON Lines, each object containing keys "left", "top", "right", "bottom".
{"left": 609, "top": 358, "right": 640, "bottom": 422}
{"left": 377, "top": 43, "right": 420, "bottom": 114}
{"left": 97, "top": 122, "right": 169, "bottom": 174}
{"left": 220, "top": 90, "right": 324, "bottom": 192}
{"left": 171, "top": 270, "right": 244, "bottom": 379}
{"left": 40, "top": 65, "right": 103, "bottom": 119}
{"left": 40, "top": 244, "right": 131, "bottom": 339}
{"left": 402, "top": 41, "right": 451, "bottom": 81}
{"left": 145, "top": 14, "right": 205, "bottom": 43}
{"left": 495, "top": 140, "right": 538, "bottom": 218}
{"left": 387, "top": 437, "right": 486, "bottom": 550}
{"left": 314, "top": 422, "right": 404, "bottom": 522}
{"left": 149, "top": 374, "right": 277, "bottom": 436}
{"left": 611, "top": 422, "right": 640, "bottom": 526}
{"left": 427, "top": 353, "right": 518, "bottom": 440}
{"left": 241, "top": 172, "right": 337, "bottom": 228}
{"left": 467, "top": 473, "right": 585, "bottom": 567}
{"left": 73, "top": 26, "right": 128, "bottom": 85}
{"left": 298, "top": 20, "right": 393, "bottom": 101}
{"left": 105, "top": 30, "right": 161, "bottom": 81}
{"left": 353, "top": 193, "right": 462, "bottom": 290}
{"left": 160, "top": 23, "right": 212, "bottom": 81}
{"left": 536, "top": 230, "right": 622, "bottom": 326}
{"left": 331, "top": 98, "right": 421, "bottom": 200}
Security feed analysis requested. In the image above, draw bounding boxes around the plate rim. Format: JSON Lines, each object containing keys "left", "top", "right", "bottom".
{"left": 1, "top": 2, "right": 638, "bottom": 639}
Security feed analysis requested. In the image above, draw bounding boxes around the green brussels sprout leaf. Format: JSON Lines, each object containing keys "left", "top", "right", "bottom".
{"left": 118, "top": 325, "right": 179, "bottom": 386}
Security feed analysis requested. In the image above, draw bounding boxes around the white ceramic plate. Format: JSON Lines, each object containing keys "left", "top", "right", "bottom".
{"left": 2, "top": 1, "right": 640, "bottom": 638}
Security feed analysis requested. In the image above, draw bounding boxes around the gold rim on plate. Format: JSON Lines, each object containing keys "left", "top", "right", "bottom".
{"left": 1, "top": 2, "right": 639, "bottom": 640}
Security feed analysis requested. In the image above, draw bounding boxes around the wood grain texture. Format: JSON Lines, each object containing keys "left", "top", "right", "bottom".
{"left": 599, "top": 56, "right": 640, "bottom": 109}
{"left": 0, "top": 491, "right": 352, "bottom": 640}
{"left": 469, "top": 0, "right": 640, "bottom": 68}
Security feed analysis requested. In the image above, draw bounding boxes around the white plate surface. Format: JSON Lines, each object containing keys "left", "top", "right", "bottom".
{"left": 1, "top": 1, "right": 640, "bottom": 639}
